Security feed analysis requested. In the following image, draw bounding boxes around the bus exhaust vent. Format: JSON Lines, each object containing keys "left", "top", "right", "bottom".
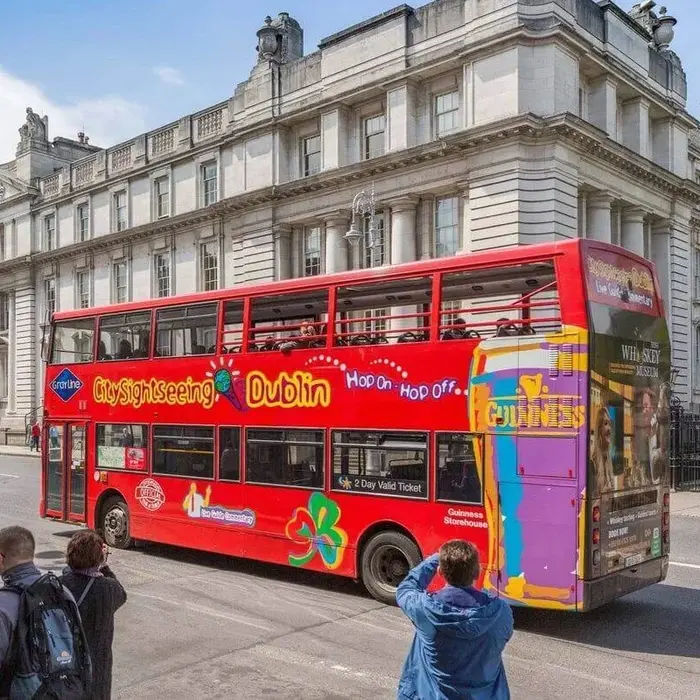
{"left": 549, "top": 346, "right": 559, "bottom": 377}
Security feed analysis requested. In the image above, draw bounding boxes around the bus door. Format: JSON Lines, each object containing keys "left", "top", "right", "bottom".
{"left": 44, "top": 421, "right": 88, "bottom": 522}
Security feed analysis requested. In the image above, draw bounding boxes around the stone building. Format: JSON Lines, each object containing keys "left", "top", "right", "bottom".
{"left": 1, "top": 0, "right": 699, "bottom": 439}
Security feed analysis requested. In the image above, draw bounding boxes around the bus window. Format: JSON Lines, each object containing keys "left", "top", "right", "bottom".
{"left": 153, "top": 425, "right": 214, "bottom": 478}
{"left": 245, "top": 429, "right": 324, "bottom": 488}
{"left": 50, "top": 319, "right": 95, "bottom": 364}
{"left": 331, "top": 430, "right": 428, "bottom": 499}
{"left": 98, "top": 311, "right": 151, "bottom": 360}
{"left": 218, "top": 426, "right": 241, "bottom": 481}
{"left": 334, "top": 277, "right": 431, "bottom": 346}
{"left": 96, "top": 424, "right": 149, "bottom": 471}
{"left": 439, "top": 262, "right": 560, "bottom": 340}
{"left": 249, "top": 290, "right": 327, "bottom": 352}
{"left": 155, "top": 303, "right": 217, "bottom": 357}
{"left": 221, "top": 301, "right": 244, "bottom": 354}
{"left": 436, "top": 433, "right": 482, "bottom": 504}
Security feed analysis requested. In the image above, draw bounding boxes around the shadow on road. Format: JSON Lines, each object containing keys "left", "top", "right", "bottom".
{"left": 513, "top": 582, "right": 700, "bottom": 658}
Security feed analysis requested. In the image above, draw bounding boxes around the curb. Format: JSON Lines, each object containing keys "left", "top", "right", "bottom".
{"left": 0, "top": 448, "right": 40, "bottom": 459}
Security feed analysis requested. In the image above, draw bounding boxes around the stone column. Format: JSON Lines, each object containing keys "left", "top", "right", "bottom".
{"left": 589, "top": 76, "right": 617, "bottom": 137}
{"left": 651, "top": 220, "right": 671, "bottom": 317}
{"left": 389, "top": 196, "right": 419, "bottom": 264}
{"left": 621, "top": 207, "right": 645, "bottom": 257}
{"left": 578, "top": 192, "right": 587, "bottom": 238}
{"left": 272, "top": 225, "right": 292, "bottom": 280}
{"left": 325, "top": 213, "right": 350, "bottom": 273}
{"left": 458, "top": 184, "right": 470, "bottom": 254}
{"left": 622, "top": 97, "right": 650, "bottom": 158}
{"left": 389, "top": 197, "right": 419, "bottom": 332}
{"left": 6, "top": 291, "right": 16, "bottom": 415}
{"left": 586, "top": 193, "right": 612, "bottom": 242}
{"left": 387, "top": 82, "right": 417, "bottom": 152}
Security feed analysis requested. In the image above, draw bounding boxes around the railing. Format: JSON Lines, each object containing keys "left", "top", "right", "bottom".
{"left": 42, "top": 174, "right": 60, "bottom": 197}
{"left": 670, "top": 402, "right": 700, "bottom": 491}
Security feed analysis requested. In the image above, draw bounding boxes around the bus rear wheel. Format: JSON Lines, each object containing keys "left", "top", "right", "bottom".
{"left": 361, "top": 531, "right": 421, "bottom": 605}
{"left": 101, "top": 497, "right": 132, "bottom": 549}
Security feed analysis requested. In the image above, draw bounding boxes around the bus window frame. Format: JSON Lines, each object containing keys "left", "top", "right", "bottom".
{"left": 49, "top": 317, "right": 98, "bottom": 365}
{"left": 330, "top": 427, "right": 430, "bottom": 501}
{"left": 244, "top": 426, "right": 326, "bottom": 491}
{"left": 97, "top": 310, "right": 153, "bottom": 362}
{"left": 151, "top": 423, "right": 216, "bottom": 481}
{"left": 152, "top": 301, "right": 220, "bottom": 359}
{"left": 217, "top": 425, "right": 242, "bottom": 483}
{"left": 434, "top": 431, "right": 484, "bottom": 506}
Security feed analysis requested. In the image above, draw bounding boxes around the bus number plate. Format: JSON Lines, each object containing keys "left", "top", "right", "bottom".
{"left": 625, "top": 553, "right": 643, "bottom": 568}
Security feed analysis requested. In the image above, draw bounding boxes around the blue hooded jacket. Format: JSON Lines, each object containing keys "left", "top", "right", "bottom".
{"left": 396, "top": 555, "right": 513, "bottom": 700}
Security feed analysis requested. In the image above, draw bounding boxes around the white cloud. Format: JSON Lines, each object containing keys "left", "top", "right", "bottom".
{"left": 153, "top": 66, "right": 185, "bottom": 86}
{"left": 0, "top": 66, "right": 147, "bottom": 163}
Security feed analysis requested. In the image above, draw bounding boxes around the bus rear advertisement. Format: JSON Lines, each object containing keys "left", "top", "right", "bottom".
{"left": 40, "top": 239, "right": 670, "bottom": 610}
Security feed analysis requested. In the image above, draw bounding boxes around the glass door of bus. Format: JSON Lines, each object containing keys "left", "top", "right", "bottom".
{"left": 44, "top": 421, "right": 88, "bottom": 522}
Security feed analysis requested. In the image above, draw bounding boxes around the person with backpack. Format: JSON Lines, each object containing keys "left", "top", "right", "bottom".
{"left": 0, "top": 525, "right": 92, "bottom": 700}
{"left": 396, "top": 539, "right": 514, "bottom": 700}
{"left": 60, "top": 529, "right": 127, "bottom": 700}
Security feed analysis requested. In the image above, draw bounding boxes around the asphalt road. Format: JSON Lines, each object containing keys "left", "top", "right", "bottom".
{"left": 1, "top": 455, "right": 698, "bottom": 699}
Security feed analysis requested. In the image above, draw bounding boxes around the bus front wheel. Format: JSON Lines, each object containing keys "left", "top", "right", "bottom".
{"left": 361, "top": 531, "right": 421, "bottom": 605}
{"left": 101, "top": 497, "right": 132, "bottom": 549}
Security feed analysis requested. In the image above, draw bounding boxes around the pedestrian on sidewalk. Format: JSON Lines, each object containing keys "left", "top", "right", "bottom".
{"left": 396, "top": 539, "right": 513, "bottom": 700}
{"left": 30, "top": 421, "right": 41, "bottom": 452}
{"left": 60, "top": 529, "right": 127, "bottom": 700}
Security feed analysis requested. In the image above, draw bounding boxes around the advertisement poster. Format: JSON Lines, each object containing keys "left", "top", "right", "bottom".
{"left": 125, "top": 447, "right": 147, "bottom": 471}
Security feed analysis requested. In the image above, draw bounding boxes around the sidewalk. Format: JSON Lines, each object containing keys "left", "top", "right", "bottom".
{"left": 670, "top": 490, "right": 700, "bottom": 518}
{"left": 0, "top": 445, "right": 40, "bottom": 459}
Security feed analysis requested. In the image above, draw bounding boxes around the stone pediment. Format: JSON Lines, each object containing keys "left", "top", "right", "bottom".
{"left": 0, "top": 169, "right": 34, "bottom": 203}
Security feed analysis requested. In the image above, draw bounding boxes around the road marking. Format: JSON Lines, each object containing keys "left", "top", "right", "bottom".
{"left": 129, "top": 590, "right": 275, "bottom": 632}
{"left": 669, "top": 560, "right": 700, "bottom": 570}
{"left": 0, "top": 473, "right": 19, "bottom": 479}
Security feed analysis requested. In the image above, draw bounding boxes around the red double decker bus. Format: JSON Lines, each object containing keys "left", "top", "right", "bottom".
{"left": 41, "top": 239, "right": 671, "bottom": 610}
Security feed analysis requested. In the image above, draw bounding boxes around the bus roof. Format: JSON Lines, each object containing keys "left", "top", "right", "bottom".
{"left": 51, "top": 238, "right": 638, "bottom": 321}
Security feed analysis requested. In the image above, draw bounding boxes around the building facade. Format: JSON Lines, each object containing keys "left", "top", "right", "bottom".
{"left": 1, "top": 0, "right": 699, "bottom": 438}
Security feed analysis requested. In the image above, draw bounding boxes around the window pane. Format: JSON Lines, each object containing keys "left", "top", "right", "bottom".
{"left": 364, "top": 115, "right": 385, "bottom": 159}
{"left": 218, "top": 427, "right": 240, "bottom": 481}
{"left": 435, "top": 91, "right": 459, "bottom": 136}
{"left": 435, "top": 196, "right": 459, "bottom": 257}
{"left": 99, "top": 311, "right": 151, "bottom": 360}
{"left": 436, "top": 433, "right": 482, "bottom": 503}
{"left": 332, "top": 430, "right": 427, "bottom": 498}
{"left": 45, "top": 279, "right": 56, "bottom": 315}
{"left": 303, "top": 135, "right": 321, "bottom": 176}
{"left": 50, "top": 319, "right": 95, "bottom": 364}
{"left": 96, "top": 424, "right": 149, "bottom": 470}
{"left": 154, "top": 253, "right": 170, "bottom": 298}
{"left": 113, "top": 262, "right": 128, "bottom": 303}
{"left": 246, "top": 429, "right": 324, "bottom": 487}
{"left": 155, "top": 303, "right": 217, "bottom": 357}
{"left": 153, "top": 425, "right": 214, "bottom": 478}
{"left": 362, "top": 214, "right": 385, "bottom": 268}
{"left": 201, "top": 242, "right": 218, "bottom": 291}
{"left": 304, "top": 227, "right": 321, "bottom": 276}
{"left": 77, "top": 271, "right": 90, "bottom": 309}
{"left": 202, "top": 163, "right": 218, "bottom": 206}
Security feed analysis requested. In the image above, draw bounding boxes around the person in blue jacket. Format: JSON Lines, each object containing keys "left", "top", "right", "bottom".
{"left": 396, "top": 539, "right": 514, "bottom": 700}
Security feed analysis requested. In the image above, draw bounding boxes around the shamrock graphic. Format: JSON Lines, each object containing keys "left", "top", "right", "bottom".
{"left": 285, "top": 492, "right": 348, "bottom": 570}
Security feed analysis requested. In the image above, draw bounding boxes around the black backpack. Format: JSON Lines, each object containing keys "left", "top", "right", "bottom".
{"left": 0, "top": 573, "right": 92, "bottom": 699}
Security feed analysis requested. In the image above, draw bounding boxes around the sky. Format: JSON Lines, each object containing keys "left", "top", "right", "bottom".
{"left": 0, "top": 0, "right": 698, "bottom": 163}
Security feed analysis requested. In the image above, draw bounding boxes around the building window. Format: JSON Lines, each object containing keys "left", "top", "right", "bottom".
{"left": 200, "top": 241, "right": 219, "bottom": 291}
{"left": 45, "top": 278, "right": 56, "bottom": 317}
{"left": 435, "top": 91, "right": 459, "bottom": 137}
{"left": 43, "top": 214, "right": 56, "bottom": 251}
{"left": 113, "top": 261, "right": 128, "bottom": 303}
{"left": 302, "top": 135, "right": 321, "bottom": 177}
{"left": 246, "top": 428, "right": 324, "bottom": 488}
{"left": 694, "top": 248, "right": 700, "bottom": 300}
{"left": 76, "top": 270, "right": 91, "bottom": 309}
{"left": 695, "top": 325, "right": 700, "bottom": 387}
{"left": 76, "top": 204, "right": 89, "bottom": 242}
{"left": 363, "top": 308, "right": 387, "bottom": 336}
{"left": 364, "top": 114, "right": 386, "bottom": 160}
{"left": 202, "top": 163, "right": 217, "bottom": 207}
{"left": 153, "top": 425, "right": 214, "bottom": 479}
{"left": 155, "top": 176, "right": 170, "bottom": 218}
{"left": 113, "top": 191, "right": 127, "bottom": 232}
{"left": 154, "top": 252, "right": 171, "bottom": 298}
{"left": 362, "top": 213, "right": 385, "bottom": 268}
{"left": 435, "top": 196, "right": 459, "bottom": 257}
{"left": 303, "top": 227, "right": 321, "bottom": 276}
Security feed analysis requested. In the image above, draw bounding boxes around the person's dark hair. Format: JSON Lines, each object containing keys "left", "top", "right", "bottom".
{"left": 439, "top": 539, "right": 480, "bottom": 587}
{"left": 67, "top": 529, "right": 104, "bottom": 570}
{"left": 0, "top": 526, "right": 35, "bottom": 563}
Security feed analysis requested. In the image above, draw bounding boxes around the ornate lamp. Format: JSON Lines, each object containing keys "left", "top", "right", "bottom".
{"left": 345, "top": 186, "right": 378, "bottom": 266}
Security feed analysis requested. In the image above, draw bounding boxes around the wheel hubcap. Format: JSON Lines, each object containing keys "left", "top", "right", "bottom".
{"left": 370, "top": 544, "right": 410, "bottom": 595}
{"left": 105, "top": 508, "right": 126, "bottom": 541}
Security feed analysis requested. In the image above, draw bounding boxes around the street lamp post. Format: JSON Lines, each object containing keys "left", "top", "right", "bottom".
{"left": 344, "top": 185, "right": 379, "bottom": 268}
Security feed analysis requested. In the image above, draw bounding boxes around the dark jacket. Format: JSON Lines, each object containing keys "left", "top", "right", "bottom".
{"left": 0, "top": 562, "right": 43, "bottom": 672}
{"left": 60, "top": 566, "right": 127, "bottom": 700}
{"left": 396, "top": 555, "right": 513, "bottom": 700}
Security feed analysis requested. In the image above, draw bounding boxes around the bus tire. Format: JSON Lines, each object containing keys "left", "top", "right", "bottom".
{"left": 361, "top": 531, "right": 421, "bottom": 605}
{"left": 101, "top": 497, "right": 132, "bottom": 549}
